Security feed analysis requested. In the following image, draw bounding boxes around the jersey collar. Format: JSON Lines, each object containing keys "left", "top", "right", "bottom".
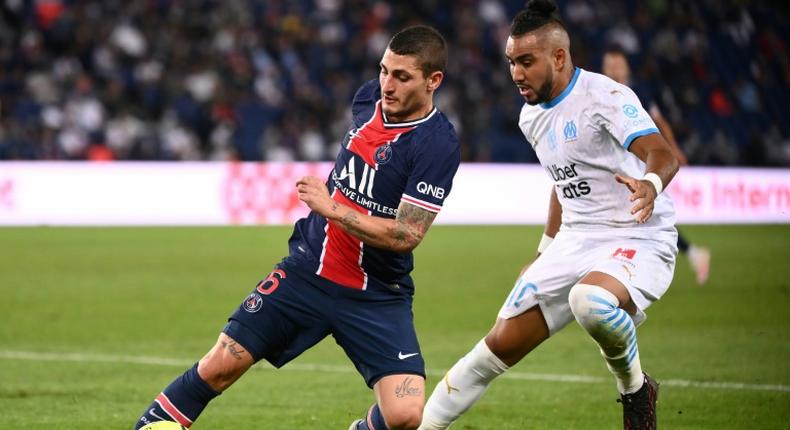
{"left": 540, "top": 67, "right": 581, "bottom": 109}
{"left": 381, "top": 106, "right": 438, "bottom": 128}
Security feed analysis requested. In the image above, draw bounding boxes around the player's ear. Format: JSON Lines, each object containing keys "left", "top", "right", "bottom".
{"left": 553, "top": 47, "right": 567, "bottom": 72}
{"left": 426, "top": 70, "right": 444, "bottom": 92}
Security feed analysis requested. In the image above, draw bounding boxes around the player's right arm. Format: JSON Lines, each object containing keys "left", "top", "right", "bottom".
{"left": 327, "top": 198, "right": 437, "bottom": 254}
{"left": 296, "top": 176, "right": 436, "bottom": 253}
{"left": 543, "top": 186, "right": 562, "bottom": 243}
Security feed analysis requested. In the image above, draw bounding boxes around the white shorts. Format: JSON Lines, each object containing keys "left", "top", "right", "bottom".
{"left": 498, "top": 228, "right": 677, "bottom": 335}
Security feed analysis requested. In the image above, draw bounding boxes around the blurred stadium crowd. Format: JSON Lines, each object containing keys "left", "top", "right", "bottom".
{"left": 0, "top": 0, "right": 788, "bottom": 165}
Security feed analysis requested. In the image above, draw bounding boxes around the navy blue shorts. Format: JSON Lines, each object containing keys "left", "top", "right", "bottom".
{"left": 223, "top": 262, "right": 424, "bottom": 387}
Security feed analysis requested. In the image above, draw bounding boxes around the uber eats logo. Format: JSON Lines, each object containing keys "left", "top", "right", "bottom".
{"left": 547, "top": 163, "right": 590, "bottom": 198}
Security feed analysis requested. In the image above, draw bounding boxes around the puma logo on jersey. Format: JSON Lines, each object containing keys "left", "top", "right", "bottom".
{"left": 622, "top": 265, "right": 634, "bottom": 281}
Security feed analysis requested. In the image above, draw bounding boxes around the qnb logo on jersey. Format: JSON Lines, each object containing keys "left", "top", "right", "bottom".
{"left": 547, "top": 163, "right": 591, "bottom": 199}
{"left": 563, "top": 120, "right": 578, "bottom": 142}
{"left": 337, "top": 156, "right": 376, "bottom": 198}
{"left": 416, "top": 181, "right": 445, "bottom": 199}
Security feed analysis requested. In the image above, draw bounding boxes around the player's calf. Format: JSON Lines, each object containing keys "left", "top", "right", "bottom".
{"left": 568, "top": 283, "right": 644, "bottom": 394}
{"left": 196, "top": 333, "right": 255, "bottom": 391}
{"left": 133, "top": 333, "right": 253, "bottom": 429}
{"left": 133, "top": 363, "right": 220, "bottom": 429}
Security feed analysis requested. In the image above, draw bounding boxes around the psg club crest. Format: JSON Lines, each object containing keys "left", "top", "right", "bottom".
{"left": 242, "top": 293, "right": 263, "bottom": 313}
{"left": 375, "top": 144, "right": 393, "bottom": 165}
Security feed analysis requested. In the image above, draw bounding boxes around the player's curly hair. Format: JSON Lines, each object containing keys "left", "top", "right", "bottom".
{"left": 511, "top": 0, "right": 566, "bottom": 36}
{"left": 388, "top": 25, "right": 447, "bottom": 76}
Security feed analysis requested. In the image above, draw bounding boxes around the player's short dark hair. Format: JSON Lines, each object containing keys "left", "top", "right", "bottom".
{"left": 387, "top": 25, "right": 447, "bottom": 76}
{"left": 511, "top": 0, "right": 566, "bottom": 37}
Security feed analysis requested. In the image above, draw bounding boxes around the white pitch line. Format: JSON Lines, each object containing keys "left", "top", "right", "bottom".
{"left": 1, "top": 350, "right": 788, "bottom": 393}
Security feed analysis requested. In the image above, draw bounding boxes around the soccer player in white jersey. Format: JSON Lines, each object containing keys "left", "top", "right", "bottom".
{"left": 418, "top": 1, "right": 679, "bottom": 429}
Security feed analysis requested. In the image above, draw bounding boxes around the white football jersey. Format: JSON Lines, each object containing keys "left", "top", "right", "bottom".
{"left": 519, "top": 68, "right": 676, "bottom": 234}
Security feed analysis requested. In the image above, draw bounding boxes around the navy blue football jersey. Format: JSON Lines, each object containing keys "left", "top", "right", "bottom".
{"left": 283, "top": 80, "right": 461, "bottom": 293}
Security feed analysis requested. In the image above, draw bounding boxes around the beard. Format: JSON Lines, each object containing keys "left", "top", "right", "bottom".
{"left": 525, "top": 62, "right": 556, "bottom": 105}
{"left": 525, "top": 77, "right": 554, "bottom": 106}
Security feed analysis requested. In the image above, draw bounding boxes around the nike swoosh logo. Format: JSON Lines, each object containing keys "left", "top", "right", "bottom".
{"left": 149, "top": 408, "right": 167, "bottom": 422}
{"left": 398, "top": 352, "right": 419, "bottom": 360}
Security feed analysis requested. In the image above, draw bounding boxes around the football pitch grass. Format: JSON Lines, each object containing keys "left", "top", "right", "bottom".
{"left": 1, "top": 225, "right": 788, "bottom": 429}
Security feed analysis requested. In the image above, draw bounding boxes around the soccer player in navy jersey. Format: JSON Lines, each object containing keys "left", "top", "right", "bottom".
{"left": 133, "top": 25, "right": 460, "bottom": 430}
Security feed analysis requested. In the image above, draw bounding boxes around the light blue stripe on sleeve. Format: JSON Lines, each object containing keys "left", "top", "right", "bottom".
{"left": 623, "top": 127, "right": 659, "bottom": 150}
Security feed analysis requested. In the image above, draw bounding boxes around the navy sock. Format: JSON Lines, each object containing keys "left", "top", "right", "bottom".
{"left": 134, "top": 363, "right": 220, "bottom": 429}
{"left": 355, "top": 404, "right": 389, "bottom": 430}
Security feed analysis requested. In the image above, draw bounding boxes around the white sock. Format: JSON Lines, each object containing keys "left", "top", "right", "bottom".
{"left": 568, "top": 283, "right": 644, "bottom": 394}
{"left": 418, "top": 339, "right": 509, "bottom": 430}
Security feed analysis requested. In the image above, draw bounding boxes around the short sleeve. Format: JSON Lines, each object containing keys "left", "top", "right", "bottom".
{"left": 401, "top": 128, "right": 461, "bottom": 213}
{"left": 592, "top": 83, "right": 659, "bottom": 150}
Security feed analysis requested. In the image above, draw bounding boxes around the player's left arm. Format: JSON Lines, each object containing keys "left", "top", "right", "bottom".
{"left": 296, "top": 176, "right": 436, "bottom": 253}
{"left": 615, "top": 133, "right": 679, "bottom": 223}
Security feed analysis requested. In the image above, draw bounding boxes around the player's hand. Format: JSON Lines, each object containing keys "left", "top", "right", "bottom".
{"left": 296, "top": 176, "right": 333, "bottom": 217}
{"left": 615, "top": 173, "right": 657, "bottom": 224}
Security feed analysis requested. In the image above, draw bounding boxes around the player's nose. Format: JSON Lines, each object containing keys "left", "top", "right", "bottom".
{"left": 511, "top": 67, "right": 526, "bottom": 83}
{"left": 381, "top": 75, "right": 396, "bottom": 93}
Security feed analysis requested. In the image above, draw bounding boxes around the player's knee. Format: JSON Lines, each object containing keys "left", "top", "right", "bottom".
{"left": 568, "top": 283, "right": 619, "bottom": 333}
{"left": 383, "top": 404, "right": 422, "bottom": 430}
{"left": 483, "top": 330, "right": 519, "bottom": 364}
{"left": 484, "top": 311, "right": 547, "bottom": 366}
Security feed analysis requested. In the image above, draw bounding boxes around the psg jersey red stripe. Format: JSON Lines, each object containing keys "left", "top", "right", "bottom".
{"left": 317, "top": 190, "right": 370, "bottom": 289}
{"left": 347, "top": 101, "right": 415, "bottom": 167}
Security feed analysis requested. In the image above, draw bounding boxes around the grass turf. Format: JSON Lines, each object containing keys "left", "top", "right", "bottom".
{"left": 0, "top": 225, "right": 788, "bottom": 429}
